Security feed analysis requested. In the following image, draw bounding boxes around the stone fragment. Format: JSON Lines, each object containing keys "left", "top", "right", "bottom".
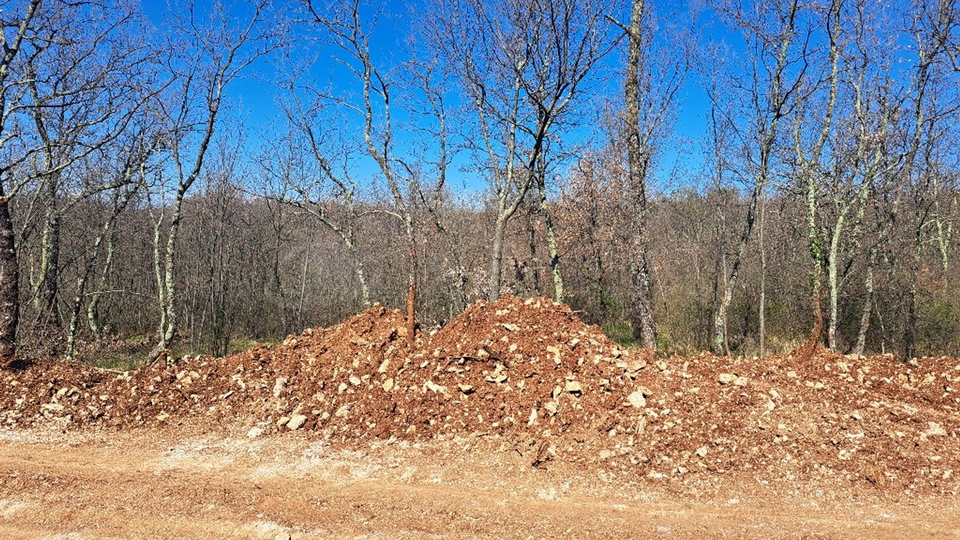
{"left": 457, "top": 384, "right": 474, "bottom": 394}
{"left": 695, "top": 446, "right": 708, "bottom": 458}
{"left": 733, "top": 376, "right": 749, "bottom": 386}
{"left": 627, "top": 391, "right": 646, "bottom": 408}
{"left": 382, "top": 378, "right": 395, "bottom": 392}
{"left": 565, "top": 380, "right": 583, "bottom": 394}
{"left": 424, "top": 380, "right": 449, "bottom": 396}
{"left": 349, "top": 375, "right": 362, "bottom": 386}
{"left": 925, "top": 421, "right": 948, "bottom": 437}
{"left": 273, "top": 377, "right": 287, "bottom": 398}
{"left": 247, "top": 427, "right": 264, "bottom": 438}
{"left": 286, "top": 414, "right": 307, "bottom": 430}
{"left": 718, "top": 373, "right": 737, "bottom": 384}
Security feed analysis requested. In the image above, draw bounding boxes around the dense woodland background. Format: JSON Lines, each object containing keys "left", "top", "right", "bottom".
{"left": 2, "top": 0, "right": 960, "bottom": 366}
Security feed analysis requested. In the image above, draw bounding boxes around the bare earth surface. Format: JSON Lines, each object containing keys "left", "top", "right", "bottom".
{"left": 1, "top": 296, "right": 959, "bottom": 538}
{"left": 0, "top": 428, "right": 957, "bottom": 539}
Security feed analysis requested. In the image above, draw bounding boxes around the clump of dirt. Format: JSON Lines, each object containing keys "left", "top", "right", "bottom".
{"left": 1, "top": 295, "right": 958, "bottom": 496}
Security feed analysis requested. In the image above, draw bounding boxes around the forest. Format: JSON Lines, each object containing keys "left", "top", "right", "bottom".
{"left": 1, "top": 0, "right": 959, "bottom": 367}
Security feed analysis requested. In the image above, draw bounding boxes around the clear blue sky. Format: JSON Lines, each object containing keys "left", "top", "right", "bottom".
{"left": 140, "top": 0, "right": 721, "bottom": 197}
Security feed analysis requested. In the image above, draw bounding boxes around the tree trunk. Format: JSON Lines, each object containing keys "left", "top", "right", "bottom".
{"left": 759, "top": 192, "right": 766, "bottom": 358}
{"left": 404, "top": 215, "right": 417, "bottom": 347}
{"left": 35, "top": 174, "right": 62, "bottom": 341}
{"left": 489, "top": 214, "right": 508, "bottom": 300}
{"left": 0, "top": 197, "right": 19, "bottom": 366}
{"left": 625, "top": 0, "right": 657, "bottom": 352}
{"left": 538, "top": 176, "right": 564, "bottom": 303}
{"left": 853, "top": 260, "right": 873, "bottom": 356}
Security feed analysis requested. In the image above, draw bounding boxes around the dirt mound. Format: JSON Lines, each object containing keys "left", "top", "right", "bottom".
{"left": 1, "top": 296, "right": 958, "bottom": 496}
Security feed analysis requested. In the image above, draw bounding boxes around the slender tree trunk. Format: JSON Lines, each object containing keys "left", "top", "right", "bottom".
{"left": 853, "top": 258, "right": 873, "bottom": 356}
{"left": 35, "top": 174, "right": 62, "bottom": 340}
{"left": 759, "top": 192, "right": 766, "bottom": 358}
{"left": 538, "top": 176, "right": 564, "bottom": 303}
{"left": 826, "top": 215, "right": 846, "bottom": 350}
{"left": 0, "top": 197, "right": 19, "bottom": 366}
{"left": 404, "top": 215, "right": 417, "bottom": 346}
{"left": 67, "top": 191, "right": 131, "bottom": 362}
{"left": 489, "top": 213, "right": 508, "bottom": 300}
{"left": 903, "top": 227, "right": 923, "bottom": 362}
{"left": 625, "top": 0, "right": 657, "bottom": 352}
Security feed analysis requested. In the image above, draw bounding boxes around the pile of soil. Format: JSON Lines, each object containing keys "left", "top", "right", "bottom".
{"left": 0, "top": 295, "right": 958, "bottom": 495}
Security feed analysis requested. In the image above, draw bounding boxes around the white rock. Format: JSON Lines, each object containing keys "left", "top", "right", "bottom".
{"left": 925, "top": 421, "right": 948, "bottom": 437}
{"left": 627, "top": 391, "right": 646, "bottom": 408}
{"left": 718, "top": 373, "right": 737, "bottom": 384}
{"left": 286, "top": 414, "right": 307, "bottom": 430}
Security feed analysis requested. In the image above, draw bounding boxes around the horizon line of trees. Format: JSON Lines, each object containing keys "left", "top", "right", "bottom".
{"left": 1, "top": 0, "right": 959, "bottom": 365}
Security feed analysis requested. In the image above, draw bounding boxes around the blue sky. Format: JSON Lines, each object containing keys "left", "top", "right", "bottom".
{"left": 140, "top": 0, "right": 722, "bottom": 197}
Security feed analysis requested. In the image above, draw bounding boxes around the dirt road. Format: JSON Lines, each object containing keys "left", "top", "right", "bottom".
{"left": 0, "top": 428, "right": 956, "bottom": 539}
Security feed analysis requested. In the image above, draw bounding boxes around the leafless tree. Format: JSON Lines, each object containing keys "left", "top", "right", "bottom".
{"left": 708, "top": 0, "right": 809, "bottom": 356}
{"left": 428, "top": 0, "right": 618, "bottom": 301}
{"left": 149, "top": 0, "right": 277, "bottom": 359}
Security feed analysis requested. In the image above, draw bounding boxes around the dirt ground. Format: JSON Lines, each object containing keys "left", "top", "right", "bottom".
{"left": 1, "top": 296, "right": 959, "bottom": 538}
{"left": 0, "top": 428, "right": 957, "bottom": 539}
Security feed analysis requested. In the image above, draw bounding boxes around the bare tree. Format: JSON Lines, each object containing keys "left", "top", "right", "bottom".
{"left": 150, "top": 0, "right": 277, "bottom": 359}
{"left": 429, "top": 0, "right": 618, "bottom": 301}
{"left": 709, "top": 0, "right": 808, "bottom": 356}
{"left": 610, "top": 0, "right": 689, "bottom": 351}
{"left": 0, "top": 0, "right": 42, "bottom": 365}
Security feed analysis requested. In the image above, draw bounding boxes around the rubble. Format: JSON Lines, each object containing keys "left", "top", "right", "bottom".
{"left": 0, "top": 296, "right": 958, "bottom": 495}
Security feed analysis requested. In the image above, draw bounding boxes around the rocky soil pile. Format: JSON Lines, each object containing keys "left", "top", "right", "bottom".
{"left": 1, "top": 295, "right": 958, "bottom": 495}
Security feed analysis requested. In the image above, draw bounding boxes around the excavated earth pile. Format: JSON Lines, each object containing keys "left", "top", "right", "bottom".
{"left": 1, "top": 295, "right": 958, "bottom": 495}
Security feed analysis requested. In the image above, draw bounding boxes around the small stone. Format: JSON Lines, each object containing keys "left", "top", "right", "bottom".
{"left": 286, "top": 414, "right": 307, "bottom": 430}
{"left": 335, "top": 405, "right": 350, "bottom": 418}
{"left": 276, "top": 416, "right": 291, "bottom": 427}
{"left": 627, "top": 391, "right": 646, "bottom": 408}
{"left": 247, "top": 427, "right": 264, "bottom": 438}
{"left": 156, "top": 412, "right": 169, "bottom": 422}
{"left": 718, "top": 373, "right": 737, "bottom": 384}
{"left": 273, "top": 377, "right": 287, "bottom": 398}
{"left": 424, "top": 380, "right": 449, "bottom": 396}
{"left": 733, "top": 376, "right": 749, "bottom": 386}
{"left": 382, "top": 378, "right": 395, "bottom": 392}
{"left": 695, "top": 446, "right": 708, "bottom": 458}
{"left": 925, "top": 422, "right": 948, "bottom": 437}
{"left": 349, "top": 375, "right": 362, "bottom": 386}
{"left": 527, "top": 408, "right": 538, "bottom": 426}
{"left": 565, "top": 380, "right": 583, "bottom": 394}
{"left": 457, "top": 384, "right": 474, "bottom": 394}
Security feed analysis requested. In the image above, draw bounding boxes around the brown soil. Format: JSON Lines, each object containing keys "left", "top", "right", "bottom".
{"left": 1, "top": 295, "right": 959, "bottom": 537}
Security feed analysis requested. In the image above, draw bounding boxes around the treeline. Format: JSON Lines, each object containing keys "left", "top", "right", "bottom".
{"left": 1, "top": 0, "right": 959, "bottom": 365}
{"left": 20, "top": 169, "right": 960, "bottom": 362}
